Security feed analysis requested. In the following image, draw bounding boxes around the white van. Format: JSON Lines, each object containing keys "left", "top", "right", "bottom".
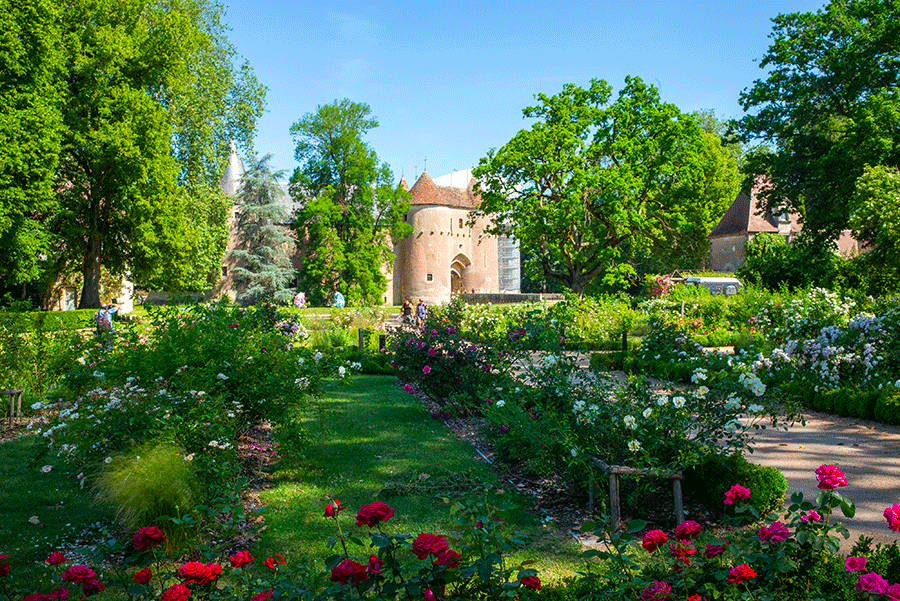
{"left": 685, "top": 277, "right": 743, "bottom": 296}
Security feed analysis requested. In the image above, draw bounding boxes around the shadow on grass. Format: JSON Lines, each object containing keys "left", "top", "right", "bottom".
{"left": 0, "top": 435, "right": 114, "bottom": 581}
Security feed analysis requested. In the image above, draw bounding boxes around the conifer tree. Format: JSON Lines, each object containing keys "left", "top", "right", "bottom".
{"left": 230, "top": 155, "right": 295, "bottom": 304}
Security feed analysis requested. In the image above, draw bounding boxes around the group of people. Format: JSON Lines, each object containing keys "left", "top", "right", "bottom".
{"left": 402, "top": 297, "right": 428, "bottom": 328}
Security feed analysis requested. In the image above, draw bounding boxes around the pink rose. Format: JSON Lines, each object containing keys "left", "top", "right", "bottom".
{"left": 356, "top": 502, "right": 395, "bottom": 527}
{"left": 46, "top": 552, "right": 67, "bottom": 565}
{"left": 724, "top": 484, "right": 751, "bottom": 505}
{"left": 329, "top": 558, "right": 368, "bottom": 585}
{"left": 885, "top": 504, "right": 900, "bottom": 531}
{"left": 423, "top": 366, "right": 431, "bottom": 375}
{"left": 886, "top": 584, "right": 900, "bottom": 600}
{"left": 704, "top": 544, "right": 726, "bottom": 558}
{"left": 521, "top": 575, "right": 542, "bottom": 590}
{"left": 48, "top": 588, "right": 68, "bottom": 601}
{"left": 802, "top": 510, "right": 822, "bottom": 522}
{"left": 845, "top": 556, "right": 867, "bottom": 571}
{"left": 857, "top": 571, "right": 889, "bottom": 594}
{"left": 758, "top": 521, "right": 790, "bottom": 544}
{"left": 134, "top": 567, "right": 152, "bottom": 584}
{"left": 412, "top": 533, "right": 449, "bottom": 559}
{"left": 249, "top": 591, "right": 273, "bottom": 601}
{"left": 404, "top": 384, "right": 414, "bottom": 393}
{"left": 674, "top": 520, "right": 702, "bottom": 541}
{"left": 642, "top": 529, "right": 668, "bottom": 552}
{"left": 815, "top": 464, "right": 848, "bottom": 490}
{"left": 423, "top": 588, "right": 437, "bottom": 601}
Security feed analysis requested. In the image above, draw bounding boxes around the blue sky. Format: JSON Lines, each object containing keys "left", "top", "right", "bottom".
{"left": 222, "top": 0, "right": 826, "bottom": 183}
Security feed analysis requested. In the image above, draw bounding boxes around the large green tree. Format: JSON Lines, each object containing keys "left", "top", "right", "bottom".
{"left": 735, "top": 0, "right": 900, "bottom": 242}
{"left": 0, "top": 0, "right": 64, "bottom": 288}
{"left": 473, "top": 77, "right": 720, "bottom": 295}
{"left": 290, "top": 99, "right": 410, "bottom": 306}
{"left": 0, "top": 0, "right": 264, "bottom": 308}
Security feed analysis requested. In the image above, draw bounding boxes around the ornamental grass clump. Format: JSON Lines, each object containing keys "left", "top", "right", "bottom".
{"left": 94, "top": 440, "right": 197, "bottom": 538}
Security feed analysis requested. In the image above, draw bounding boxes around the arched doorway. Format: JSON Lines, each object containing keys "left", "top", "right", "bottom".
{"left": 450, "top": 253, "right": 472, "bottom": 294}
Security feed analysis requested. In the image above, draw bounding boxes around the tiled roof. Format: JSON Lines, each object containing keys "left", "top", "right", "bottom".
{"left": 408, "top": 172, "right": 480, "bottom": 210}
{"left": 708, "top": 179, "right": 801, "bottom": 238}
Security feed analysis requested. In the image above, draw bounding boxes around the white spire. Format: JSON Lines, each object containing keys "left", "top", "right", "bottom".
{"left": 219, "top": 140, "right": 246, "bottom": 196}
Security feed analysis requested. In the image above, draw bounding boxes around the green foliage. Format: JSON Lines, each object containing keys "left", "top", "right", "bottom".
{"left": 230, "top": 154, "right": 296, "bottom": 304}
{"left": 736, "top": 0, "right": 900, "bottom": 242}
{"left": 94, "top": 440, "right": 198, "bottom": 534}
{"left": 685, "top": 452, "right": 787, "bottom": 516}
{"left": 290, "top": 99, "right": 411, "bottom": 306}
{"left": 739, "top": 233, "right": 848, "bottom": 291}
{"left": 473, "top": 77, "right": 722, "bottom": 294}
{"left": 0, "top": 308, "right": 86, "bottom": 398}
{"left": 850, "top": 165, "right": 900, "bottom": 291}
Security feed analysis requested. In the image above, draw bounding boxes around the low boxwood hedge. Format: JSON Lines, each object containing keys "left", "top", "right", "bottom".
{"left": 685, "top": 452, "right": 787, "bottom": 516}
{"left": 0, "top": 309, "right": 96, "bottom": 332}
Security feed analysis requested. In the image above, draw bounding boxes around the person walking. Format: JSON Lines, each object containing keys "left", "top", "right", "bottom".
{"left": 416, "top": 298, "right": 427, "bottom": 328}
{"left": 402, "top": 298, "right": 412, "bottom": 326}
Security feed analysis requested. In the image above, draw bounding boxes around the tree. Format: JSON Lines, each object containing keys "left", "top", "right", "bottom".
{"left": 229, "top": 155, "right": 295, "bottom": 304}
{"left": 0, "top": 0, "right": 64, "bottom": 288}
{"left": 290, "top": 99, "right": 410, "bottom": 306}
{"left": 850, "top": 165, "right": 900, "bottom": 288}
{"left": 472, "top": 77, "right": 718, "bottom": 295}
{"left": 0, "top": 0, "right": 265, "bottom": 308}
{"left": 735, "top": 0, "right": 900, "bottom": 243}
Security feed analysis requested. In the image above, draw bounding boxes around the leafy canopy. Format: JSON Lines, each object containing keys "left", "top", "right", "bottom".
{"left": 473, "top": 77, "right": 719, "bottom": 294}
{"left": 735, "top": 0, "right": 900, "bottom": 242}
{"left": 290, "top": 99, "right": 410, "bottom": 306}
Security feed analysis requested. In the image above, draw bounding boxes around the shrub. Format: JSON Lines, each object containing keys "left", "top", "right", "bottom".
{"left": 875, "top": 388, "right": 900, "bottom": 424}
{"left": 685, "top": 452, "right": 787, "bottom": 516}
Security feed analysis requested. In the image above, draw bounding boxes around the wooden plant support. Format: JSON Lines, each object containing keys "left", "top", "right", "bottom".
{"left": 1, "top": 389, "right": 24, "bottom": 427}
{"left": 590, "top": 457, "right": 685, "bottom": 531}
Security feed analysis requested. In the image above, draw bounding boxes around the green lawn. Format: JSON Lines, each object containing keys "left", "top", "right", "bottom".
{"left": 253, "top": 375, "right": 582, "bottom": 580}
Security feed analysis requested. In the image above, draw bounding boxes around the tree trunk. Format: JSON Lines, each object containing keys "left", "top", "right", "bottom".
{"left": 78, "top": 233, "right": 102, "bottom": 308}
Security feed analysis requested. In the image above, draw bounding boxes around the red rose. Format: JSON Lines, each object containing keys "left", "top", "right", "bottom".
{"left": 48, "top": 588, "right": 69, "bottom": 601}
{"left": 178, "top": 561, "right": 212, "bottom": 584}
{"left": 521, "top": 576, "right": 541, "bottom": 591}
{"left": 434, "top": 549, "right": 461, "bottom": 570}
{"left": 323, "top": 500, "right": 343, "bottom": 518}
{"left": 133, "top": 526, "right": 167, "bottom": 551}
{"left": 758, "top": 521, "right": 790, "bottom": 544}
{"left": 641, "top": 529, "right": 668, "bottom": 553}
{"left": 367, "top": 554, "right": 383, "bottom": 575}
{"left": 329, "top": 558, "right": 368, "bottom": 585}
{"left": 0, "top": 555, "right": 11, "bottom": 577}
{"left": 641, "top": 580, "right": 671, "bottom": 601}
{"left": 249, "top": 591, "right": 273, "bottom": 601}
{"left": 160, "top": 583, "right": 191, "bottom": 601}
{"left": 727, "top": 564, "right": 757, "bottom": 584}
{"left": 704, "top": 544, "right": 726, "bottom": 559}
{"left": 230, "top": 550, "right": 254, "bottom": 568}
{"left": 815, "top": 464, "right": 848, "bottom": 490}
{"left": 46, "top": 552, "right": 67, "bottom": 566}
{"left": 82, "top": 579, "right": 105, "bottom": 597}
{"left": 412, "top": 533, "right": 449, "bottom": 559}
{"left": 205, "top": 563, "right": 222, "bottom": 582}
{"left": 20, "top": 595, "right": 51, "bottom": 601}
{"left": 62, "top": 565, "right": 97, "bottom": 584}
{"left": 356, "top": 502, "right": 395, "bottom": 527}
{"left": 845, "top": 556, "right": 867, "bottom": 571}
{"left": 134, "top": 567, "right": 152, "bottom": 584}
{"left": 673, "top": 520, "right": 702, "bottom": 541}
{"left": 264, "top": 555, "right": 286, "bottom": 570}
{"left": 423, "top": 589, "right": 437, "bottom": 601}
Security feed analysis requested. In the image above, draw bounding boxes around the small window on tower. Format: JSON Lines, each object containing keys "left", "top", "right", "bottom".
{"left": 459, "top": 218, "right": 463, "bottom": 228}
{"left": 221, "top": 266, "right": 228, "bottom": 277}
{"left": 426, "top": 273, "right": 433, "bottom": 282}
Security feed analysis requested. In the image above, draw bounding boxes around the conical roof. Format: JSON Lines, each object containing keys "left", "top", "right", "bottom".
{"left": 409, "top": 171, "right": 479, "bottom": 210}
{"left": 219, "top": 141, "right": 246, "bottom": 197}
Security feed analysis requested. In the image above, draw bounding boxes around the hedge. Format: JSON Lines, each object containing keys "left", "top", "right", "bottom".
{"left": 0, "top": 309, "right": 97, "bottom": 332}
